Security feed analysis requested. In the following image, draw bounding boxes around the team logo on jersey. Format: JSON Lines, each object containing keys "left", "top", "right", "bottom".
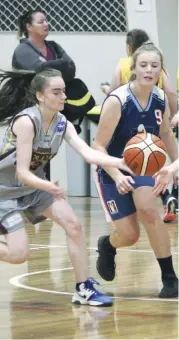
{"left": 30, "top": 147, "right": 53, "bottom": 170}
{"left": 56, "top": 121, "right": 66, "bottom": 134}
{"left": 107, "top": 200, "right": 118, "bottom": 215}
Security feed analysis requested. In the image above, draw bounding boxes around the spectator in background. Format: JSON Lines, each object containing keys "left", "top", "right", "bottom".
{"left": 12, "top": 9, "right": 95, "bottom": 179}
{"left": 12, "top": 9, "right": 76, "bottom": 81}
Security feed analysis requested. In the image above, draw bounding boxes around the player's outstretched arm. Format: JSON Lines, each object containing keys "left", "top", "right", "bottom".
{"left": 64, "top": 120, "right": 132, "bottom": 173}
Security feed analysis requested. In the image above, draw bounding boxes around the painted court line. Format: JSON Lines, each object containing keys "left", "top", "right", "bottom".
{"left": 30, "top": 244, "right": 178, "bottom": 255}
{"left": 9, "top": 267, "right": 178, "bottom": 303}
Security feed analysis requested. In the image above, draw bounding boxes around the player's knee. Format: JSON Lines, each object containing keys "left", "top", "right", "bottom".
{"left": 126, "top": 229, "right": 140, "bottom": 245}
{"left": 66, "top": 217, "right": 82, "bottom": 238}
{"left": 9, "top": 247, "right": 29, "bottom": 264}
{"left": 137, "top": 206, "right": 158, "bottom": 224}
{"left": 116, "top": 226, "right": 140, "bottom": 246}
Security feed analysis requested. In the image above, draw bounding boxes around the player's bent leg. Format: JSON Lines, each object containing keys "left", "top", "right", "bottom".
{"left": 1, "top": 227, "right": 29, "bottom": 264}
{"left": 95, "top": 181, "right": 139, "bottom": 281}
{"left": 96, "top": 213, "right": 139, "bottom": 281}
{"left": 133, "top": 186, "right": 171, "bottom": 258}
{"left": 133, "top": 186, "right": 178, "bottom": 298}
{"left": 41, "top": 198, "right": 88, "bottom": 283}
{"left": 41, "top": 199, "right": 113, "bottom": 306}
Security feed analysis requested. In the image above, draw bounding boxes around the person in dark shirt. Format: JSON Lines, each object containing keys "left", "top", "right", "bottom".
{"left": 12, "top": 10, "right": 76, "bottom": 82}
{"left": 12, "top": 9, "right": 95, "bottom": 179}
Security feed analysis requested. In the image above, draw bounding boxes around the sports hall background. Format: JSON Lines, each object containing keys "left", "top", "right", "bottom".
{"left": 0, "top": 0, "right": 178, "bottom": 196}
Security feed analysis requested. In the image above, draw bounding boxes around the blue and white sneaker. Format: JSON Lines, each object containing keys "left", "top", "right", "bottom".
{"left": 72, "top": 277, "right": 113, "bottom": 306}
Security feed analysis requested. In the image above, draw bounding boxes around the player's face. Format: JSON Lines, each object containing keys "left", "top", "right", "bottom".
{"left": 28, "top": 12, "right": 49, "bottom": 38}
{"left": 134, "top": 51, "right": 162, "bottom": 87}
{"left": 37, "top": 77, "right": 67, "bottom": 112}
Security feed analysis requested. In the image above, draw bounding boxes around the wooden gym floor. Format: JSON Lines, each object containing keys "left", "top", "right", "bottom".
{"left": 0, "top": 197, "right": 178, "bottom": 339}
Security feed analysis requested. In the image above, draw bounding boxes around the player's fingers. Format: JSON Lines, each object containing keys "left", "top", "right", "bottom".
{"left": 123, "top": 165, "right": 134, "bottom": 175}
{"left": 127, "top": 176, "right": 135, "bottom": 184}
{"left": 152, "top": 187, "right": 160, "bottom": 196}
{"left": 122, "top": 181, "right": 134, "bottom": 191}
{"left": 162, "top": 185, "right": 169, "bottom": 194}
{"left": 153, "top": 184, "right": 164, "bottom": 196}
{"left": 119, "top": 186, "right": 128, "bottom": 194}
{"left": 153, "top": 172, "right": 159, "bottom": 179}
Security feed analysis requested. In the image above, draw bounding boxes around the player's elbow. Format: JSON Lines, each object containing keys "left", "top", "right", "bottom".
{"left": 16, "top": 167, "right": 30, "bottom": 183}
{"left": 83, "top": 152, "right": 93, "bottom": 164}
{"left": 92, "top": 140, "right": 103, "bottom": 152}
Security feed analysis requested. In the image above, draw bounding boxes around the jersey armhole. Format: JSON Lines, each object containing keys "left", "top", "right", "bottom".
{"left": 100, "top": 94, "right": 122, "bottom": 114}
{"left": 11, "top": 114, "right": 37, "bottom": 138}
{"left": 108, "top": 94, "right": 122, "bottom": 106}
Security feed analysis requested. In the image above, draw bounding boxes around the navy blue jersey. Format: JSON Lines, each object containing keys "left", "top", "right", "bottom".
{"left": 97, "top": 83, "right": 165, "bottom": 183}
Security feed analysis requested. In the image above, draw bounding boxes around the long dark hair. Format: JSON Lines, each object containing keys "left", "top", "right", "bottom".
{"left": 126, "top": 29, "right": 149, "bottom": 54}
{"left": 18, "top": 9, "right": 46, "bottom": 40}
{"left": 0, "top": 68, "right": 62, "bottom": 126}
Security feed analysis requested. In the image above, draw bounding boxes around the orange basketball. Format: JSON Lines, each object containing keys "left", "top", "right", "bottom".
{"left": 123, "top": 132, "right": 167, "bottom": 175}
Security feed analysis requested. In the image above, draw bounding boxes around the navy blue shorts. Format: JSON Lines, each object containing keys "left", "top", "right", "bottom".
{"left": 95, "top": 175, "right": 154, "bottom": 222}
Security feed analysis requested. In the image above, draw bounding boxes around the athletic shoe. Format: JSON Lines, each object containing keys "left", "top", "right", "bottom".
{"left": 72, "top": 277, "right": 113, "bottom": 306}
{"left": 159, "top": 277, "right": 178, "bottom": 298}
{"left": 96, "top": 235, "right": 116, "bottom": 281}
{"left": 163, "top": 196, "right": 178, "bottom": 223}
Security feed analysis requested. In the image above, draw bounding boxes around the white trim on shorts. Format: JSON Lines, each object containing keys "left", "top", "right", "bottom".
{"left": 92, "top": 165, "right": 112, "bottom": 223}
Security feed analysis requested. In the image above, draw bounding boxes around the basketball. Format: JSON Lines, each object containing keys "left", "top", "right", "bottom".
{"left": 123, "top": 132, "right": 167, "bottom": 176}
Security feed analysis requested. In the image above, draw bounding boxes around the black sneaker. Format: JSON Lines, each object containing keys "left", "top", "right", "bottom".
{"left": 96, "top": 236, "right": 116, "bottom": 281}
{"left": 159, "top": 278, "right": 178, "bottom": 298}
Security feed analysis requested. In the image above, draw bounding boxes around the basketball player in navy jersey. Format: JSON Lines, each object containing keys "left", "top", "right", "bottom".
{"left": 93, "top": 43, "right": 178, "bottom": 298}
{"left": 101, "top": 30, "right": 178, "bottom": 223}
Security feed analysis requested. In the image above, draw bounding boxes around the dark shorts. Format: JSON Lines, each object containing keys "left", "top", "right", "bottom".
{"left": 95, "top": 175, "right": 154, "bottom": 222}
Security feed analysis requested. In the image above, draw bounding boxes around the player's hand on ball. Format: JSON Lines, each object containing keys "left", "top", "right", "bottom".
{"left": 152, "top": 166, "right": 173, "bottom": 195}
{"left": 115, "top": 174, "right": 135, "bottom": 194}
{"left": 118, "top": 158, "right": 134, "bottom": 175}
{"left": 48, "top": 181, "right": 67, "bottom": 199}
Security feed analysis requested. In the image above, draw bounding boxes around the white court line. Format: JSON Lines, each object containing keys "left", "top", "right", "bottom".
{"left": 9, "top": 267, "right": 178, "bottom": 303}
{"left": 9, "top": 268, "right": 73, "bottom": 296}
{"left": 29, "top": 244, "right": 178, "bottom": 255}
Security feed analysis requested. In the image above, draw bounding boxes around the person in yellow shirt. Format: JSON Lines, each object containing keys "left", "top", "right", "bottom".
{"left": 101, "top": 29, "right": 178, "bottom": 223}
{"left": 102, "top": 29, "right": 177, "bottom": 117}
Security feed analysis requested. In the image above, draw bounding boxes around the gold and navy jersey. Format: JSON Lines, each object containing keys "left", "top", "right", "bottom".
{"left": 98, "top": 83, "right": 166, "bottom": 183}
